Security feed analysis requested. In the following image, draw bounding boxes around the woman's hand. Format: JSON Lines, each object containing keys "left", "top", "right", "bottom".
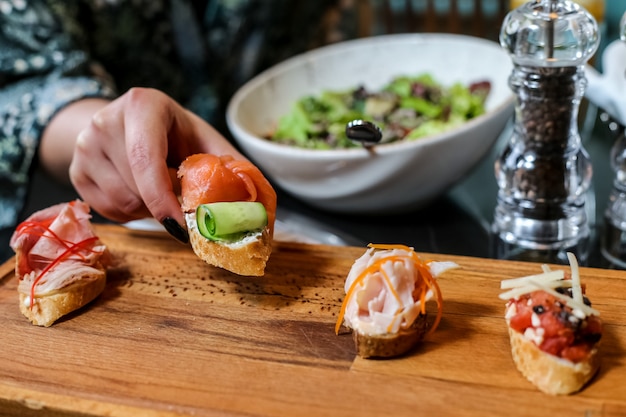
{"left": 67, "top": 88, "right": 243, "bottom": 240}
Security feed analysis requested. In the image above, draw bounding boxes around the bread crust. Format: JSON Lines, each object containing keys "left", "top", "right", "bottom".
{"left": 352, "top": 314, "right": 429, "bottom": 359}
{"left": 18, "top": 269, "right": 106, "bottom": 327}
{"left": 188, "top": 224, "right": 272, "bottom": 276}
{"left": 508, "top": 326, "right": 600, "bottom": 395}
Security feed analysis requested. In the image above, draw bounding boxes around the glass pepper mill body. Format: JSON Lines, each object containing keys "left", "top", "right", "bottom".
{"left": 602, "top": 119, "right": 626, "bottom": 268}
{"left": 492, "top": 0, "right": 599, "bottom": 265}
{"left": 600, "top": 12, "right": 626, "bottom": 268}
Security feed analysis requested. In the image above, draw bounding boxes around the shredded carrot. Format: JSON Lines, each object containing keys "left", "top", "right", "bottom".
{"left": 386, "top": 310, "right": 403, "bottom": 333}
{"left": 28, "top": 236, "right": 99, "bottom": 309}
{"left": 419, "top": 285, "right": 427, "bottom": 314}
{"left": 424, "top": 275, "right": 443, "bottom": 338}
{"left": 335, "top": 245, "right": 444, "bottom": 338}
{"left": 379, "top": 267, "right": 406, "bottom": 333}
{"left": 408, "top": 253, "right": 443, "bottom": 334}
{"left": 379, "top": 267, "right": 403, "bottom": 307}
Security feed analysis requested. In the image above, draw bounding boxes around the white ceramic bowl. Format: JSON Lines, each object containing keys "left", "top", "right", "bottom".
{"left": 226, "top": 33, "right": 514, "bottom": 214}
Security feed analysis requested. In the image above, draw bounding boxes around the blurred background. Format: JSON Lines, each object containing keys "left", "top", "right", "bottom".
{"left": 18, "top": 0, "right": 626, "bottom": 267}
{"left": 26, "top": 0, "right": 624, "bottom": 203}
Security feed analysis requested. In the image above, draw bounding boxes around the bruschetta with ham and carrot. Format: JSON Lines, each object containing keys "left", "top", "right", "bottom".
{"left": 9, "top": 200, "right": 110, "bottom": 327}
{"left": 499, "top": 253, "right": 602, "bottom": 395}
{"left": 177, "top": 154, "right": 277, "bottom": 276}
{"left": 336, "top": 244, "right": 459, "bottom": 358}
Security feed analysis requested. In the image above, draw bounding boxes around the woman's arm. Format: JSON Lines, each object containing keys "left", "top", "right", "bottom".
{"left": 39, "top": 98, "right": 112, "bottom": 185}
{"left": 0, "top": 1, "right": 117, "bottom": 228}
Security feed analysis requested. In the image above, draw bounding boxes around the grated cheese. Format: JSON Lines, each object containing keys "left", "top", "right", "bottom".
{"left": 500, "top": 270, "right": 564, "bottom": 289}
{"left": 526, "top": 280, "right": 599, "bottom": 317}
{"left": 567, "top": 252, "right": 584, "bottom": 305}
{"left": 498, "top": 278, "right": 572, "bottom": 301}
{"left": 498, "top": 252, "right": 599, "bottom": 318}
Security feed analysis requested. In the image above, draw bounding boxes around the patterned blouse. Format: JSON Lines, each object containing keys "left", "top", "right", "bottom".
{"left": 0, "top": 0, "right": 355, "bottom": 233}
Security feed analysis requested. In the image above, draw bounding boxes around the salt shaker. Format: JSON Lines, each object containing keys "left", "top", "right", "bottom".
{"left": 492, "top": 0, "right": 600, "bottom": 264}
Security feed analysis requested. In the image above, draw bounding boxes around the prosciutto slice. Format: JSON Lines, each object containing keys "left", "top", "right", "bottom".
{"left": 343, "top": 246, "right": 458, "bottom": 335}
{"left": 10, "top": 200, "right": 108, "bottom": 296}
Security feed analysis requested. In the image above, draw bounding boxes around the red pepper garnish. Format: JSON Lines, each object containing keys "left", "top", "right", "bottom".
{"left": 16, "top": 219, "right": 54, "bottom": 232}
{"left": 16, "top": 220, "right": 95, "bottom": 262}
{"left": 28, "top": 236, "right": 100, "bottom": 309}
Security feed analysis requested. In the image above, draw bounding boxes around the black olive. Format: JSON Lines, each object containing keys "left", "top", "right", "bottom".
{"left": 532, "top": 305, "right": 545, "bottom": 314}
{"left": 556, "top": 287, "right": 571, "bottom": 295}
{"left": 582, "top": 332, "right": 602, "bottom": 344}
{"left": 345, "top": 120, "right": 383, "bottom": 147}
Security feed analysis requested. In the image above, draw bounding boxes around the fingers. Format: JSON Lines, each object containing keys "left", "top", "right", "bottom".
{"left": 120, "top": 88, "right": 190, "bottom": 230}
{"left": 69, "top": 87, "right": 238, "bottom": 245}
{"left": 70, "top": 128, "right": 151, "bottom": 223}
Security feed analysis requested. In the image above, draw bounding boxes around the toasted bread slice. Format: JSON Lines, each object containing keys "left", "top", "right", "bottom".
{"left": 508, "top": 327, "right": 600, "bottom": 395}
{"left": 18, "top": 268, "right": 106, "bottom": 327}
{"left": 187, "top": 219, "right": 272, "bottom": 276}
{"left": 352, "top": 314, "right": 430, "bottom": 359}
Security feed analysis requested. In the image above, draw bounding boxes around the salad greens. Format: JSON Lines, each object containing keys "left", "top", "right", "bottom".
{"left": 269, "top": 73, "right": 491, "bottom": 149}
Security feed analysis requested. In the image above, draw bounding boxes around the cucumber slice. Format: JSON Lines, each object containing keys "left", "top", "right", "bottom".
{"left": 196, "top": 202, "right": 268, "bottom": 242}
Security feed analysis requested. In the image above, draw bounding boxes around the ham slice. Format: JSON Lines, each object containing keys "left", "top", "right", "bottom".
{"left": 10, "top": 200, "right": 109, "bottom": 297}
{"left": 343, "top": 246, "right": 458, "bottom": 336}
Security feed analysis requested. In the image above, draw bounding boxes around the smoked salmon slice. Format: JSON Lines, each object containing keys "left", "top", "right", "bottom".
{"left": 178, "top": 154, "right": 277, "bottom": 234}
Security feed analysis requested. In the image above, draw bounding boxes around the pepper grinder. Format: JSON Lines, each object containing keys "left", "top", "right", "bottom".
{"left": 600, "top": 12, "right": 626, "bottom": 268}
{"left": 492, "top": 0, "right": 599, "bottom": 265}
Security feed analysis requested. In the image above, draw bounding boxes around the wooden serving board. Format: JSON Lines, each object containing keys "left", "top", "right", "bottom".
{"left": 1, "top": 224, "right": 625, "bottom": 417}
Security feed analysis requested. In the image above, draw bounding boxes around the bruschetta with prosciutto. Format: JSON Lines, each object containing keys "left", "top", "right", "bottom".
{"left": 336, "top": 244, "right": 459, "bottom": 358}
{"left": 9, "top": 200, "right": 110, "bottom": 327}
{"left": 499, "top": 253, "right": 602, "bottom": 395}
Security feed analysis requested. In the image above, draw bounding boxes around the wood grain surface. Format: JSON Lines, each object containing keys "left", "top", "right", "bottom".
{"left": 1, "top": 224, "right": 625, "bottom": 417}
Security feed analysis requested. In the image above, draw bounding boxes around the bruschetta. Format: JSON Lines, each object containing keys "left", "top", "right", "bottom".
{"left": 499, "top": 253, "right": 602, "bottom": 395}
{"left": 177, "top": 154, "right": 277, "bottom": 276}
{"left": 336, "top": 244, "right": 459, "bottom": 358}
{"left": 9, "top": 200, "right": 110, "bottom": 327}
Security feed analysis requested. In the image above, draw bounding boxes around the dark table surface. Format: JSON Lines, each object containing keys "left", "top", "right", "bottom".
{"left": 1, "top": 107, "right": 619, "bottom": 269}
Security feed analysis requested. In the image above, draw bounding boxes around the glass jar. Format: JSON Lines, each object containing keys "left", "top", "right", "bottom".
{"left": 492, "top": 0, "right": 600, "bottom": 264}
{"left": 510, "top": 0, "right": 605, "bottom": 134}
{"left": 510, "top": 0, "right": 605, "bottom": 24}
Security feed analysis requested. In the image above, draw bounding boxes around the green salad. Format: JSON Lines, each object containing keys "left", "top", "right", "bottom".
{"left": 269, "top": 73, "right": 491, "bottom": 149}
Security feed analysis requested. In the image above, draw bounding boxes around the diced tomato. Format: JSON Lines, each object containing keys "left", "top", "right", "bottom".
{"left": 508, "top": 296, "right": 533, "bottom": 332}
{"left": 530, "top": 291, "right": 556, "bottom": 307}
{"left": 506, "top": 289, "right": 601, "bottom": 363}
{"left": 539, "top": 312, "right": 573, "bottom": 340}
{"left": 584, "top": 315, "right": 603, "bottom": 336}
{"left": 509, "top": 308, "right": 532, "bottom": 332}
{"left": 561, "top": 344, "right": 592, "bottom": 363}
{"left": 539, "top": 335, "right": 570, "bottom": 357}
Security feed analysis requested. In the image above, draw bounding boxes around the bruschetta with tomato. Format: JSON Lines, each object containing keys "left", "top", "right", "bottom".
{"left": 177, "top": 154, "right": 277, "bottom": 276}
{"left": 499, "top": 253, "right": 602, "bottom": 395}
{"left": 336, "top": 244, "right": 459, "bottom": 358}
{"left": 9, "top": 200, "right": 110, "bottom": 327}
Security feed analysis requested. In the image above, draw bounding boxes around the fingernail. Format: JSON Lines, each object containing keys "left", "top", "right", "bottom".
{"left": 161, "top": 217, "right": 189, "bottom": 244}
